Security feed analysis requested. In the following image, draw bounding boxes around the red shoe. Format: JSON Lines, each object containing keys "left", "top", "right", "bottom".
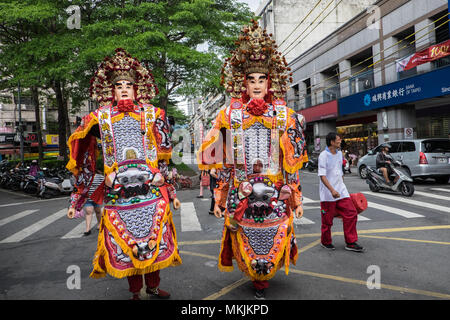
{"left": 146, "top": 287, "right": 171, "bottom": 299}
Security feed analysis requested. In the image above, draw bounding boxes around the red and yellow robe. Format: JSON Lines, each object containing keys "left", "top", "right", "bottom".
{"left": 67, "top": 102, "right": 181, "bottom": 279}
{"left": 197, "top": 98, "right": 306, "bottom": 281}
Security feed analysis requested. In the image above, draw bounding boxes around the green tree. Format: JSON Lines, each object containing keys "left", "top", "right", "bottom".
{"left": 1, "top": 0, "right": 254, "bottom": 162}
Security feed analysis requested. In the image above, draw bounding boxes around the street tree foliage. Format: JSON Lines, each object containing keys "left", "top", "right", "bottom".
{"left": 0, "top": 0, "right": 254, "bottom": 159}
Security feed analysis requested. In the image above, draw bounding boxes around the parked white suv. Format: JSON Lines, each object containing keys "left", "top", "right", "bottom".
{"left": 357, "top": 139, "right": 450, "bottom": 184}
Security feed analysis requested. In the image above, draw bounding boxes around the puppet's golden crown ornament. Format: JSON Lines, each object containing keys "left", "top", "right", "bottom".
{"left": 220, "top": 19, "right": 293, "bottom": 100}
{"left": 89, "top": 48, "right": 158, "bottom": 106}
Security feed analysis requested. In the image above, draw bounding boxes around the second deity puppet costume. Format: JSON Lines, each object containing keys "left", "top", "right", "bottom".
{"left": 66, "top": 48, "right": 181, "bottom": 299}
{"left": 197, "top": 20, "right": 306, "bottom": 299}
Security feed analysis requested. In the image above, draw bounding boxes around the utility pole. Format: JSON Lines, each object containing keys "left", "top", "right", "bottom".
{"left": 17, "top": 80, "right": 24, "bottom": 163}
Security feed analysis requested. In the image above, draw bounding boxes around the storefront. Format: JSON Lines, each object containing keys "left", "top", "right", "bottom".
{"left": 336, "top": 114, "right": 378, "bottom": 157}
{"left": 339, "top": 65, "right": 450, "bottom": 146}
{"left": 297, "top": 100, "right": 338, "bottom": 154}
{"left": 416, "top": 104, "right": 450, "bottom": 138}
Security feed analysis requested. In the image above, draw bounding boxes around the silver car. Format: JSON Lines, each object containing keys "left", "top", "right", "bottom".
{"left": 357, "top": 139, "right": 450, "bottom": 184}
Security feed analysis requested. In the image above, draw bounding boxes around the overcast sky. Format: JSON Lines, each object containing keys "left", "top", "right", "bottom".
{"left": 238, "top": 0, "right": 261, "bottom": 13}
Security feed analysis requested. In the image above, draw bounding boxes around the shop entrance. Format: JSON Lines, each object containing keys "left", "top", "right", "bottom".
{"left": 336, "top": 115, "right": 378, "bottom": 160}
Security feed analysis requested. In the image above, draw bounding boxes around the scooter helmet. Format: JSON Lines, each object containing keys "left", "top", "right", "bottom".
{"left": 381, "top": 143, "right": 391, "bottom": 149}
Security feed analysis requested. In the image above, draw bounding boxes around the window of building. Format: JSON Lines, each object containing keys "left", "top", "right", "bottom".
{"left": 432, "top": 10, "right": 450, "bottom": 70}
{"left": 321, "top": 65, "right": 340, "bottom": 103}
{"left": 395, "top": 27, "right": 417, "bottom": 80}
{"left": 303, "top": 78, "right": 311, "bottom": 108}
{"left": 349, "top": 47, "right": 374, "bottom": 94}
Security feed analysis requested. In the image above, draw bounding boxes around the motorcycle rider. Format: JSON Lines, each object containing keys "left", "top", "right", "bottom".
{"left": 376, "top": 143, "right": 396, "bottom": 185}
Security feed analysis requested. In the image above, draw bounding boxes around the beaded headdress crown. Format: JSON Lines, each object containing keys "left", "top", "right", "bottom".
{"left": 89, "top": 48, "right": 158, "bottom": 106}
{"left": 220, "top": 19, "right": 293, "bottom": 100}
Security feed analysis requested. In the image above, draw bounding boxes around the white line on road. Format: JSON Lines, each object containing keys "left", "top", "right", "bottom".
{"left": 0, "top": 209, "right": 39, "bottom": 227}
{"left": 61, "top": 220, "right": 98, "bottom": 239}
{"left": 368, "top": 202, "right": 424, "bottom": 218}
{"left": 180, "top": 202, "right": 202, "bottom": 232}
{"left": 430, "top": 188, "right": 450, "bottom": 193}
{"left": 294, "top": 217, "right": 315, "bottom": 225}
{"left": 0, "top": 209, "right": 66, "bottom": 243}
{"left": 357, "top": 215, "right": 371, "bottom": 221}
{"left": 362, "top": 192, "right": 449, "bottom": 213}
{"left": 414, "top": 191, "right": 450, "bottom": 201}
{"left": 0, "top": 197, "right": 69, "bottom": 208}
{"left": 303, "top": 196, "right": 319, "bottom": 204}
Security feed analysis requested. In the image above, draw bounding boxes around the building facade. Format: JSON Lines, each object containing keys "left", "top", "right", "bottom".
{"left": 286, "top": 0, "right": 450, "bottom": 158}
{"left": 0, "top": 90, "right": 90, "bottom": 158}
{"left": 257, "top": 0, "right": 378, "bottom": 63}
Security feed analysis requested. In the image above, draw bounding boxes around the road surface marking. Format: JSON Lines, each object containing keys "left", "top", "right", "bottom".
{"left": 357, "top": 215, "right": 371, "bottom": 221}
{"left": 0, "top": 209, "right": 66, "bottom": 243}
{"left": 430, "top": 188, "right": 450, "bottom": 193}
{"left": 359, "top": 234, "right": 450, "bottom": 245}
{"left": 295, "top": 224, "right": 450, "bottom": 238}
{"left": 288, "top": 268, "right": 450, "bottom": 299}
{"left": 61, "top": 221, "right": 98, "bottom": 239}
{"left": 302, "top": 196, "right": 319, "bottom": 204}
{"left": 0, "top": 197, "right": 69, "bottom": 208}
{"left": 362, "top": 192, "right": 449, "bottom": 213}
{"left": 180, "top": 202, "right": 202, "bottom": 232}
{"left": 368, "top": 202, "right": 424, "bottom": 218}
{"left": 303, "top": 205, "right": 321, "bottom": 210}
{"left": 203, "top": 278, "right": 250, "bottom": 300}
{"left": 294, "top": 216, "right": 315, "bottom": 225}
{"left": 414, "top": 191, "right": 450, "bottom": 201}
{"left": 0, "top": 209, "right": 39, "bottom": 227}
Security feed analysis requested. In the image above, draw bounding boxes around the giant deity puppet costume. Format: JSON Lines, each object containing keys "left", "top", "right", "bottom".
{"left": 197, "top": 20, "right": 306, "bottom": 299}
{"left": 67, "top": 48, "right": 182, "bottom": 300}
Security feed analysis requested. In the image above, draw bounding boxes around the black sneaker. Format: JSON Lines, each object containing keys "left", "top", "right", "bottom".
{"left": 254, "top": 289, "right": 265, "bottom": 300}
{"left": 321, "top": 243, "right": 336, "bottom": 250}
{"left": 345, "top": 242, "right": 364, "bottom": 252}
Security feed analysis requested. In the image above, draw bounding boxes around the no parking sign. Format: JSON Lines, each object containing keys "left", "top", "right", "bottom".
{"left": 404, "top": 127, "right": 413, "bottom": 139}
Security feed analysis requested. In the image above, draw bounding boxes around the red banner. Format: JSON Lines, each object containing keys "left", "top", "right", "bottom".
{"left": 396, "top": 39, "right": 450, "bottom": 72}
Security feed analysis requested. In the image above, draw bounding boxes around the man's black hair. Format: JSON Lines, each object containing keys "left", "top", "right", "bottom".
{"left": 326, "top": 132, "right": 339, "bottom": 147}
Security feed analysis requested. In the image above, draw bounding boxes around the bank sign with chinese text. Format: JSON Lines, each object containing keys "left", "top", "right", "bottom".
{"left": 339, "top": 65, "right": 450, "bottom": 116}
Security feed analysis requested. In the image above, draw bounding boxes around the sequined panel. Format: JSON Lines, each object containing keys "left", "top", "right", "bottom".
{"left": 112, "top": 116, "right": 145, "bottom": 163}
{"left": 244, "top": 122, "right": 271, "bottom": 175}
{"left": 242, "top": 225, "right": 279, "bottom": 255}
{"left": 117, "top": 203, "right": 157, "bottom": 239}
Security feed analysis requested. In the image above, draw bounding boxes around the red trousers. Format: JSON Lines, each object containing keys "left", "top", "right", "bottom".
{"left": 320, "top": 197, "right": 358, "bottom": 245}
{"left": 253, "top": 280, "right": 269, "bottom": 290}
{"left": 127, "top": 271, "right": 160, "bottom": 293}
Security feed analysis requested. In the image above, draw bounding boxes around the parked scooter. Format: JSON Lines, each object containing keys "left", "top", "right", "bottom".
{"left": 304, "top": 157, "right": 318, "bottom": 172}
{"left": 38, "top": 168, "right": 73, "bottom": 198}
{"left": 366, "top": 155, "right": 414, "bottom": 196}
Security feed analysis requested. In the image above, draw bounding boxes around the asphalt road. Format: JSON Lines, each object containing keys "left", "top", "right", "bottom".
{"left": 0, "top": 169, "right": 449, "bottom": 302}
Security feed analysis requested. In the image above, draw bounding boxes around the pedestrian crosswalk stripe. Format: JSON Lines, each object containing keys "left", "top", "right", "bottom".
{"left": 294, "top": 216, "right": 315, "bottom": 225}
{"left": 368, "top": 202, "right": 424, "bottom": 218}
{"left": 357, "top": 215, "right": 370, "bottom": 221}
{"left": 0, "top": 197, "right": 69, "bottom": 208}
{"left": 180, "top": 202, "right": 202, "bottom": 232}
{"left": 61, "top": 221, "right": 98, "bottom": 239}
{"left": 362, "top": 192, "right": 449, "bottom": 213}
{"left": 303, "top": 196, "right": 319, "bottom": 204}
{"left": 430, "top": 188, "right": 450, "bottom": 193}
{"left": 414, "top": 191, "right": 450, "bottom": 201}
{"left": 0, "top": 209, "right": 39, "bottom": 227}
{"left": 0, "top": 209, "right": 66, "bottom": 243}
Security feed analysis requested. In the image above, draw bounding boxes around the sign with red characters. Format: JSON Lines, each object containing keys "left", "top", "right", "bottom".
{"left": 396, "top": 39, "right": 450, "bottom": 72}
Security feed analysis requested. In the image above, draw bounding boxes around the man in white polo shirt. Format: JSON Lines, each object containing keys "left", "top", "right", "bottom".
{"left": 318, "top": 132, "right": 364, "bottom": 252}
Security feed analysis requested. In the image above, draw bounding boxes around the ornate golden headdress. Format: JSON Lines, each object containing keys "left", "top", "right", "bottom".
{"left": 89, "top": 48, "right": 158, "bottom": 106}
{"left": 220, "top": 19, "right": 293, "bottom": 100}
